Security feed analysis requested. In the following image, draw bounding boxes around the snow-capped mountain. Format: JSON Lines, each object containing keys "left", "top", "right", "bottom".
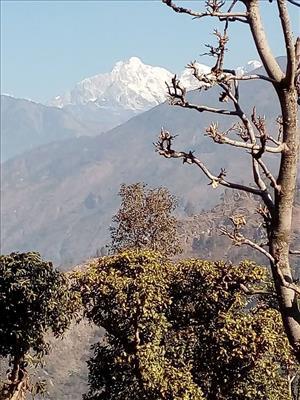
{"left": 178, "top": 63, "right": 212, "bottom": 90}
{"left": 50, "top": 57, "right": 262, "bottom": 113}
{"left": 235, "top": 60, "right": 262, "bottom": 76}
{"left": 50, "top": 57, "right": 174, "bottom": 111}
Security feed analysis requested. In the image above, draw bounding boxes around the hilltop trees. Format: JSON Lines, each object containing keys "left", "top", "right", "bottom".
{"left": 110, "top": 183, "right": 181, "bottom": 255}
{"left": 74, "top": 250, "right": 297, "bottom": 400}
{"left": 0, "top": 252, "right": 78, "bottom": 400}
{"left": 156, "top": 0, "right": 300, "bottom": 360}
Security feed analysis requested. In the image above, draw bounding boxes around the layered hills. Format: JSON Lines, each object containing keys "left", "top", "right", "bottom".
{"left": 2, "top": 59, "right": 298, "bottom": 268}
{"left": 1, "top": 95, "right": 99, "bottom": 161}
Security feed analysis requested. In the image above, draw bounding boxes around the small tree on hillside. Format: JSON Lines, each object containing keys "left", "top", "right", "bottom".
{"left": 0, "top": 252, "right": 78, "bottom": 400}
{"left": 155, "top": 0, "right": 300, "bottom": 360}
{"left": 109, "top": 183, "right": 182, "bottom": 255}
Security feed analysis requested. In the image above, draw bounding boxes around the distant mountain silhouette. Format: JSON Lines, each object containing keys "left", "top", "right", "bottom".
{"left": 1, "top": 95, "right": 102, "bottom": 161}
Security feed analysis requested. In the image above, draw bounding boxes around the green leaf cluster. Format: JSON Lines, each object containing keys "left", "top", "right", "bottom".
{"left": 0, "top": 252, "right": 79, "bottom": 399}
{"left": 74, "top": 250, "right": 297, "bottom": 400}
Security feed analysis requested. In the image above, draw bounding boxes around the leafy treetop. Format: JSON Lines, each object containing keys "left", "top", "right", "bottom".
{"left": 73, "top": 250, "right": 297, "bottom": 400}
{"left": 0, "top": 252, "right": 79, "bottom": 399}
{"left": 109, "top": 183, "right": 182, "bottom": 256}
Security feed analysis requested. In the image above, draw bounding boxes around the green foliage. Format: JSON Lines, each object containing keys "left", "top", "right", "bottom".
{"left": 170, "top": 259, "right": 296, "bottom": 400}
{"left": 0, "top": 252, "right": 79, "bottom": 399}
{"left": 109, "top": 183, "right": 182, "bottom": 256}
{"left": 74, "top": 250, "right": 297, "bottom": 400}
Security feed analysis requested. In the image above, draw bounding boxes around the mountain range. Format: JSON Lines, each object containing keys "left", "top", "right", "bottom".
{"left": 1, "top": 57, "right": 262, "bottom": 161}
{"left": 2, "top": 57, "right": 298, "bottom": 268}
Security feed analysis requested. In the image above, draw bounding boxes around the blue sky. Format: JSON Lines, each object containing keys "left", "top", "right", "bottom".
{"left": 1, "top": 0, "right": 299, "bottom": 103}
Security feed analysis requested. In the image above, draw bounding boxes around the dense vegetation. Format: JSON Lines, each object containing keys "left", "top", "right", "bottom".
{"left": 0, "top": 252, "right": 78, "bottom": 399}
{"left": 1, "top": 184, "right": 299, "bottom": 399}
{"left": 72, "top": 250, "right": 297, "bottom": 400}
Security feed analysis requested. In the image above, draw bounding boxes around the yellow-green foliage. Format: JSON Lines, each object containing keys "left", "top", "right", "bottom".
{"left": 109, "top": 183, "right": 182, "bottom": 255}
{"left": 73, "top": 251, "right": 297, "bottom": 400}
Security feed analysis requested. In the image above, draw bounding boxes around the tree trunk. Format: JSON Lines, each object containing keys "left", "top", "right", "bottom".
{"left": 269, "top": 86, "right": 300, "bottom": 360}
{"left": 0, "top": 355, "right": 27, "bottom": 400}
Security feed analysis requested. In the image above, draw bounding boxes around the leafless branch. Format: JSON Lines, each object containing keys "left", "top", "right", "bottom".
{"left": 155, "top": 129, "right": 264, "bottom": 197}
{"left": 218, "top": 82, "right": 258, "bottom": 144}
{"left": 277, "top": 0, "right": 296, "bottom": 85}
{"left": 166, "top": 76, "right": 238, "bottom": 116}
{"left": 204, "top": 123, "right": 285, "bottom": 153}
{"left": 287, "top": 0, "right": 300, "bottom": 6}
{"left": 220, "top": 217, "right": 300, "bottom": 296}
{"left": 255, "top": 157, "right": 281, "bottom": 192}
{"left": 204, "top": 29, "right": 229, "bottom": 73}
{"left": 220, "top": 224, "right": 275, "bottom": 262}
{"left": 162, "top": 0, "right": 248, "bottom": 21}
{"left": 166, "top": 77, "right": 287, "bottom": 157}
{"left": 225, "top": 73, "right": 277, "bottom": 84}
{"left": 290, "top": 249, "right": 300, "bottom": 255}
{"left": 239, "top": 283, "right": 272, "bottom": 296}
{"left": 245, "top": 0, "right": 284, "bottom": 82}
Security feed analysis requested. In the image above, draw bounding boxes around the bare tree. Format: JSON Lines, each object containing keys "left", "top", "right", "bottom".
{"left": 155, "top": 0, "right": 300, "bottom": 361}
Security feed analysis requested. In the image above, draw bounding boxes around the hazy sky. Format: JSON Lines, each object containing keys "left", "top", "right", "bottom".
{"left": 1, "top": 0, "right": 299, "bottom": 103}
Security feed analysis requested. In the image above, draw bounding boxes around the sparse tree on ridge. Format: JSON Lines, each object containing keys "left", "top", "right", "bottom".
{"left": 109, "top": 182, "right": 182, "bottom": 256}
{"left": 155, "top": 0, "right": 300, "bottom": 360}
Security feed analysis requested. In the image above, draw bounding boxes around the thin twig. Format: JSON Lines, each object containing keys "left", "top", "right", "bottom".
{"left": 162, "top": 0, "right": 248, "bottom": 20}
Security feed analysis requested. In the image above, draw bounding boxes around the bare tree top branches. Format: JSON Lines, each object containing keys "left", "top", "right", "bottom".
{"left": 162, "top": 0, "right": 249, "bottom": 22}
{"left": 159, "top": 0, "right": 300, "bottom": 360}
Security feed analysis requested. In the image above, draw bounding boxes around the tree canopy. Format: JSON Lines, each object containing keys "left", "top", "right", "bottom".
{"left": 0, "top": 252, "right": 78, "bottom": 399}
{"left": 73, "top": 250, "right": 298, "bottom": 400}
{"left": 110, "top": 183, "right": 181, "bottom": 256}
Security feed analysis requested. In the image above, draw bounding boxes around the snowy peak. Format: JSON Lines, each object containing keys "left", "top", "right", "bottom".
{"left": 49, "top": 57, "right": 262, "bottom": 112}
{"left": 235, "top": 60, "right": 262, "bottom": 76}
{"left": 179, "top": 63, "right": 211, "bottom": 90}
{"left": 50, "top": 57, "right": 174, "bottom": 111}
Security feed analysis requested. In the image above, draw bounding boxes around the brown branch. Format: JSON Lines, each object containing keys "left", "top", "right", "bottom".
{"left": 218, "top": 82, "right": 257, "bottom": 144}
{"left": 287, "top": 0, "right": 300, "bottom": 6}
{"left": 166, "top": 76, "right": 238, "bottom": 116}
{"left": 290, "top": 249, "right": 300, "bottom": 255}
{"left": 167, "top": 77, "right": 286, "bottom": 155}
{"left": 275, "top": 264, "right": 300, "bottom": 296}
{"left": 205, "top": 125, "right": 285, "bottom": 153}
{"left": 216, "top": 84, "right": 279, "bottom": 209}
{"left": 221, "top": 219, "right": 300, "bottom": 296}
{"left": 255, "top": 157, "right": 281, "bottom": 192}
{"left": 252, "top": 157, "right": 267, "bottom": 191}
{"left": 245, "top": 0, "right": 284, "bottom": 82}
{"left": 162, "top": 0, "right": 248, "bottom": 20}
{"left": 220, "top": 224, "right": 275, "bottom": 262}
{"left": 180, "top": 101, "right": 239, "bottom": 116}
{"left": 277, "top": 0, "right": 296, "bottom": 86}
{"left": 155, "top": 129, "right": 264, "bottom": 197}
{"left": 239, "top": 283, "right": 272, "bottom": 296}
{"left": 225, "top": 73, "right": 277, "bottom": 83}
